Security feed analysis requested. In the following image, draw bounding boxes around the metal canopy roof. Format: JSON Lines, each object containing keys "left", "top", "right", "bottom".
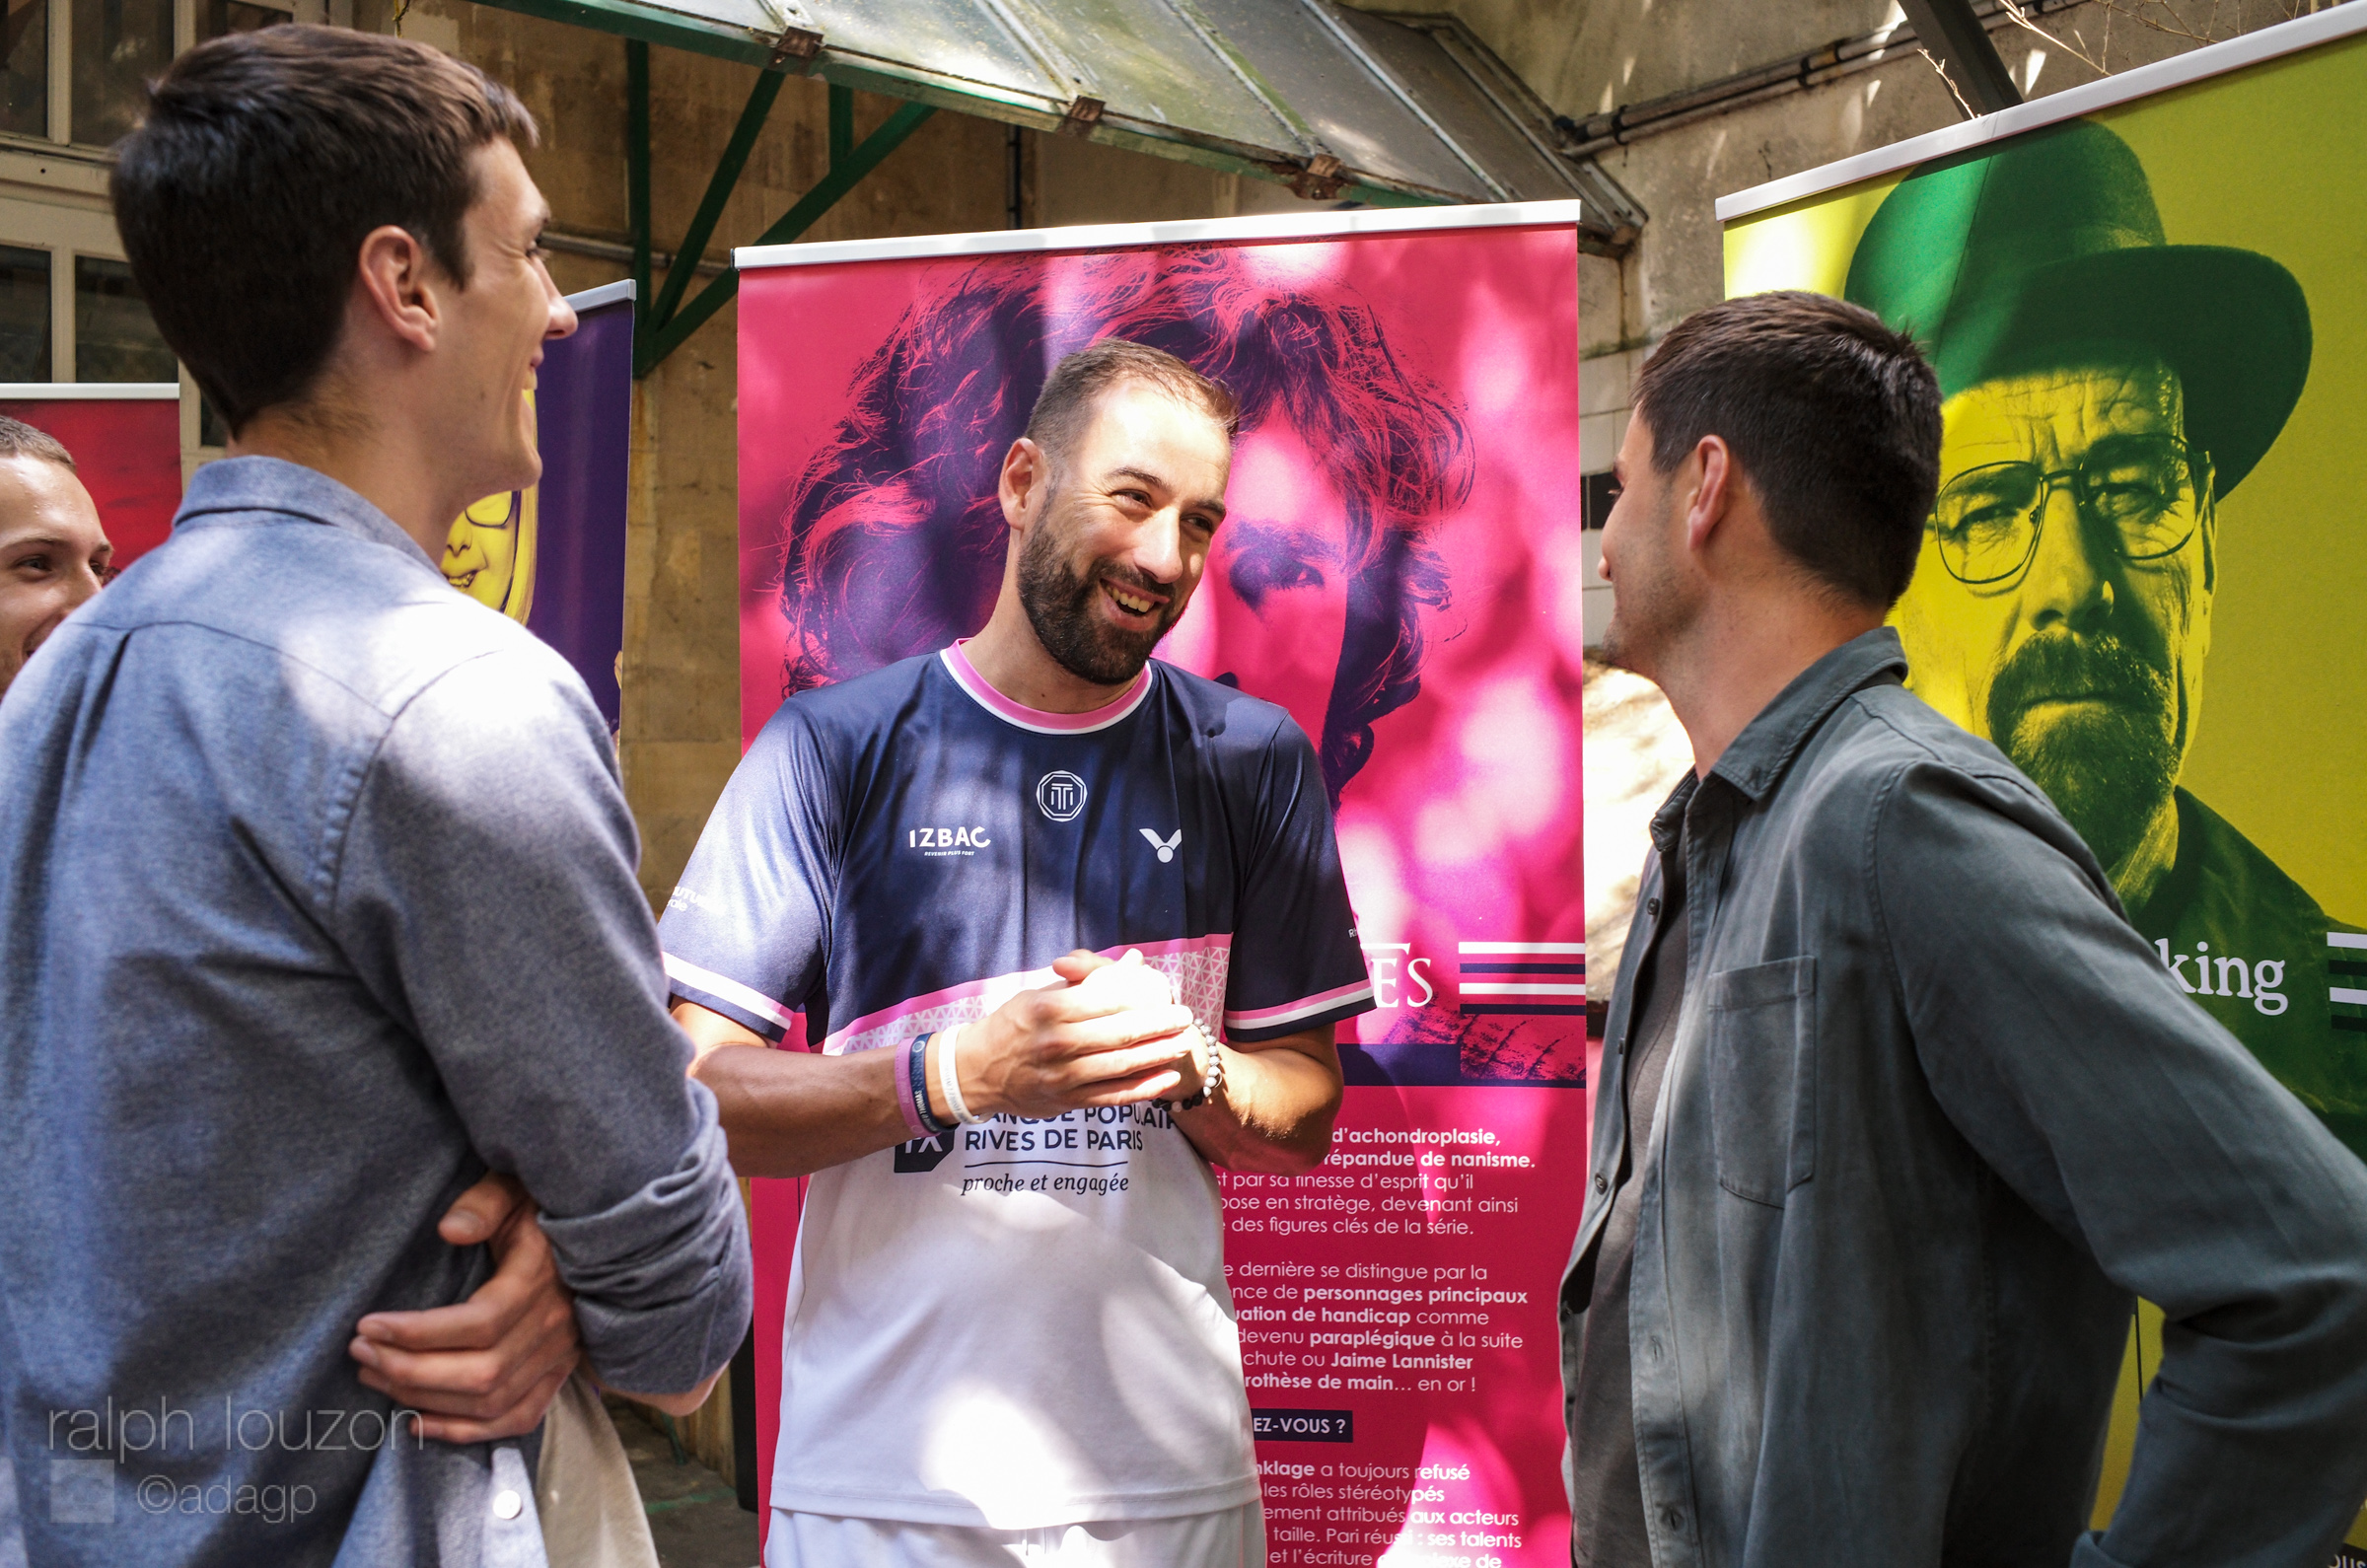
{"left": 482, "top": 0, "right": 1643, "bottom": 244}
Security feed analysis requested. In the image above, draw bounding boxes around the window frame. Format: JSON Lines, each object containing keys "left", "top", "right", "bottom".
{"left": 0, "top": 0, "right": 334, "bottom": 473}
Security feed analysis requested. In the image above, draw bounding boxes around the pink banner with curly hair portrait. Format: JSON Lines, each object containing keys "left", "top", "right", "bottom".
{"left": 740, "top": 213, "right": 1587, "bottom": 1568}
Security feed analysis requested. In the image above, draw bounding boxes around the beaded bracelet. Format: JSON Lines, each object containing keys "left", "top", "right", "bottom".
{"left": 1164, "top": 1024, "right": 1224, "bottom": 1111}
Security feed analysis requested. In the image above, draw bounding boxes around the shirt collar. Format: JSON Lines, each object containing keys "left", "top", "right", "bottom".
{"left": 1707, "top": 625, "right": 1908, "bottom": 805}
{"left": 175, "top": 456, "right": 440, "bottom": 571}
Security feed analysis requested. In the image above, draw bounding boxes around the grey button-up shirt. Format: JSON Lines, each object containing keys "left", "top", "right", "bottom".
{"left": 0, "top": 459, "right": 751, "bottom": 1567}
{"left": 1560, "top": 628, "right": 2367, "bottom": 1568}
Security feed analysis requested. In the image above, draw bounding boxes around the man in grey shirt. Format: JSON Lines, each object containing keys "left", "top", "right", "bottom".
{"left": 1564, "top": 291, "right": 2367, "bottom": 1565}
{"left": 0, "top": 28, "right": 749, "bottom": 1566}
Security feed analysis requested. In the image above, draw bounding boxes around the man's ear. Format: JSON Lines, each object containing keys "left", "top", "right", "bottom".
{"left": 352, "top": 224, "right": 442, "bottom": 355}
{"left": 998, "top": 437, "right": 1048, "bottom": 533}
{"left": 1681, "top": 434, "right": 1735, "bottom": 556}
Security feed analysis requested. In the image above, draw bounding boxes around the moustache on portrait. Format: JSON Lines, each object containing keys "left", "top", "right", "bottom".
{"left": 1984, "top": 628, "right": 2179, "bottom": 873}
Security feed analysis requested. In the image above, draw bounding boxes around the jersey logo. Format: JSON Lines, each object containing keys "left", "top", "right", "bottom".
{"left": 1037, "top": 771, "right": 1088, "bottom": 822}
{"left": 1139, "top": 828, "right": 1182, "bottom": 863}
{"left": 893, "top": 1132, "right": 958, "bottom": 1174}
{"left": 908, "top": 825, "right": 991, "bottom": 855}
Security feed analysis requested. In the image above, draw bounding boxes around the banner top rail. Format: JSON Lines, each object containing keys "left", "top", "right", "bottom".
{"left": 565, "top": 279, "right": 637, "bottom": 312}
{"left": 735, "top": 199, "right": 1586, "bottom": 272}
{"left": 1715, "top": 3, "right": 2367, "bottom": 225}
{"left": 0, "top": 384, "right": 180, "bottom": 400}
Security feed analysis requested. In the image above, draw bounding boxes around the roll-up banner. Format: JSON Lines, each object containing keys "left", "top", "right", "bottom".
{"left": 444, "top": 279, "right": 634, "bottom": 731}
{"left": 1718, "top": 9, "right": 2367, "bottom": 1555}
{"left": 737, "top": 204, "right": 1589, "bottom": 1566}
{"left": 0, "top": 383, "right": 180, "bottom": 569}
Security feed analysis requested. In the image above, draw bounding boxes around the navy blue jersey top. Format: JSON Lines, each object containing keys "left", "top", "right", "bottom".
{"left": 660, "top": 642, "right": 1373, "bottom": 1055}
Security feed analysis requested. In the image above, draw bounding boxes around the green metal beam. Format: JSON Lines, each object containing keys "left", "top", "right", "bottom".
{"left": 646, "top": 67, "right": 785, "bottom": 332}
{"left": 633, "top": 93, "right": 937, "bottom": 377}
{"left": 828, "top": 82, "right": 853, "bottom": 168}
{"left": 751, "top": 98, "right": 935, "bottom": 248}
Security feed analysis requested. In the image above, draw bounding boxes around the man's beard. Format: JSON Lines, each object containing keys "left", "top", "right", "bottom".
{"left": 1017, "top": 509, "right": 1183, "bottom": 686}
{"left": 1985, "top": 628, "right": 2180, "bottom": 872}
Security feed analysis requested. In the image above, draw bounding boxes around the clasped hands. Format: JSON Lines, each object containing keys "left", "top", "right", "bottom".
{"left": 930, "top": 948, "right": 1217, "bottom": 1123}
{"left": 345, "top": 1172, "right": 581, "bottom": 1443}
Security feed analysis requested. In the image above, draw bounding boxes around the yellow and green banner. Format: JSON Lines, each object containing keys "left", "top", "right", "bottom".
{"left": 1722, "top": 17, "right": 2367, "bottom": 1548}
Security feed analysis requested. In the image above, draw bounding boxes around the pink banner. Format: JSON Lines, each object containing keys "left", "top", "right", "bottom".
{"left": 0, "top": 395, "right": 180, "bottom": 570}
{"left": 739, "top": 214, "right": 1588, "bottom": 1565}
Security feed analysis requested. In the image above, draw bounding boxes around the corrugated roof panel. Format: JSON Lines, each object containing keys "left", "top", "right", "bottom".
{"left": 1332, "top": 8, "right": 1580, "bottom": 201}
{"left": 999, "top": 0, "right": 1300, "bottom": 151}
{"left": 474, "top": 0, "right": 1641, "bottom": 232}
{"left": 1184, "top": 0, "right": 1491, "bottom": 196}
{"left": 797, "top": 0, "right": 1069, "bottom": 103}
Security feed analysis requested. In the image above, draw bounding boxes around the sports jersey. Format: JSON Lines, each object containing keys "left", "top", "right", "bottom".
{"left": 659, "top": 641, "right": 1373, "bottom": 1529}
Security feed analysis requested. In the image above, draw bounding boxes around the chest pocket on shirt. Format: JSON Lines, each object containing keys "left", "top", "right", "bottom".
{"left": 1702, "top": 956, "right": 1817, "bottom": 1207}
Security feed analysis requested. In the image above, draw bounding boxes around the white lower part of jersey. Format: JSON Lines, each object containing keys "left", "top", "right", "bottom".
{"left": 764, "top": 1502, "right": 1266, "bottom": 1567}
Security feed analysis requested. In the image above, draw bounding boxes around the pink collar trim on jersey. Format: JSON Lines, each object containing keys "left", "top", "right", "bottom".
{"left": 939, "top": 640, "right": 1154, "bottom": 735}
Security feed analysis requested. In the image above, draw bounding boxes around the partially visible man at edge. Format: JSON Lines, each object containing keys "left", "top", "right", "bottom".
{"left": 1562, "top": 290, "right": 2367, "bottom": 1567}
{"left": 662, "top": 339, "right": 1374, "bottom": 1566}
{"left": 0, "top": 415, "right": 110, "bottom": 697}
{"left": 0, "top": 28, "right": 749, "bottom": 1567}
{"left": 0, "top": 400, "right": 582, "bottom": 1552}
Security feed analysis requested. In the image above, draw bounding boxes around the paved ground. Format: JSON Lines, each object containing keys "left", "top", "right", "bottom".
{"left": 610, "top": 1398, "right": 759, "bottom": 1568}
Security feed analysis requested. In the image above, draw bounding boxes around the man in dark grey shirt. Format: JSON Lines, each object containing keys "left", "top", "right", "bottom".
{"left": 1562, "top": 292, "right": 2367, "bottom": 1566}
{"left": 0, "top": 29, "right": 749, "bottom": 1567}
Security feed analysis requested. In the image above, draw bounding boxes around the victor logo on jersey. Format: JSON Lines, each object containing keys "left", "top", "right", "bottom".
{"left": 1037, "top": 771, "right": 1087, "bottom": 822}
{"left": 1139, "top": 828, "right": 1182, "bottom": 863}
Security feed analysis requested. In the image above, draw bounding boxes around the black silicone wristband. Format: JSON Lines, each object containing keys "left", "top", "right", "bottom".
{"left": 907, "top": 1032, "right": 955, "bottom": 1137}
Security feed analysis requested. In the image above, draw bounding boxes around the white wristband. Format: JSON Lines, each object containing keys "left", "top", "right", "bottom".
{"left": 936, "top": 1022, "right": 983, "bottom": 1125}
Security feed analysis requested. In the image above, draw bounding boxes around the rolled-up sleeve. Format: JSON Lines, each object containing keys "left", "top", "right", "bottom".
{"left": 330, "top": 642, "right": 752, "bottom": 1396}
{"left": 1870, "top": 758, "right": 2367, "bottom": 1568}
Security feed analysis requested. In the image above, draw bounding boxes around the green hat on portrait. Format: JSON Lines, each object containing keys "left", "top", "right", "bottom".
{"left": 1843, "top": 116, "right": 2311, "bottom": 497}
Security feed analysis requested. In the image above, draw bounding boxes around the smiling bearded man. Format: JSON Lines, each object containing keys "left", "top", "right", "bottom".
{"left": 661, "top": 338, "right": 1375, "bottom": 1568}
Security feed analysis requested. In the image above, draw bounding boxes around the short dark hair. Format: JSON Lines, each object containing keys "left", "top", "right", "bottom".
{"left": 1024, "top": 338, "right": 1241, "bottom": 465}
{"left": 110, "top": 25, "right": 537, "bottom": 436}
{"left": 0, "top": 415, "right": 75, "bottom": 471}
{"left": 1631, "top": 291, "right": 1941, "bottom": 607}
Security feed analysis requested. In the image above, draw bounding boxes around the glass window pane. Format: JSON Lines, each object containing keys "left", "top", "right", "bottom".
{"left": 0, "top": 245, "right": 51, "bottom": 381}
{"left": 72, "top": 0, "right": 174, "bottom": 148}
{"left": 73, "top": 255, "right": 175, "bottom": 383}
{"left": 194, "top": 0, "right": 288, "bottom": 43}
{"left": 0, "top": 0, "right": 46, "bottom": 139}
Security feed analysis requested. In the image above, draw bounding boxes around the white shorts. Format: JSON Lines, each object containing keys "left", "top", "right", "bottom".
{"left": 764, "top": 1501, "right": 1266, "bottom": 1567}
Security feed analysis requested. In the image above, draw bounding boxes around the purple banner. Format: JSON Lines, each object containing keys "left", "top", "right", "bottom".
{"left": 526, "top": 290, "right": 633, "bottom": 730}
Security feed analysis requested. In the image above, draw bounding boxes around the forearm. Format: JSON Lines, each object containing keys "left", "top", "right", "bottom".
{"left": 541, "top": 1115, "right": 752, "bottom": 1399}
{"left": 691, "top": 1037, "right": 915, "bottom": 1178}
{"left": 1176, "top": 1026, "right": 1342, "bottom": 1175}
